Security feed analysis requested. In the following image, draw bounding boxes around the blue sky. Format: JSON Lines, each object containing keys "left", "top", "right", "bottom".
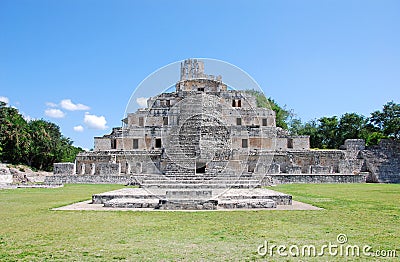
{"left": 1, "top": 0, "right": 399, "bottom": 149}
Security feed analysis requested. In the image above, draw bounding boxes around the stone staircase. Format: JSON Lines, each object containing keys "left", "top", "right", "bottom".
{"left": 89, "top": 93, "right": 294, "bottom": 210}
{"left": 140, "top": 169, "right": 262, "bottom": 189}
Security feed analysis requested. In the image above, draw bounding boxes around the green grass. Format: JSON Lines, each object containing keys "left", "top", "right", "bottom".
{"left": 0, "top": 184, "right": 399, "bottom": 261}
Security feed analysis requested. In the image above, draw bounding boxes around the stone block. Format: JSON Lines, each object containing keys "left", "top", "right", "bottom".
{"left": 97, "top": 163, "right": 121, "bottom": 175}
{"left": 166, "top": 189, "right": 212, "bottom": 200}
{"left": 309, "top": 165, "right": 333, "bottom": 174}
{"left": 53, "top": 163, "right": 75, "bottom": 175}
{"left": 0, "top": 174, "right": 13, "bottom": 184}
{"left": 344, "top": 139, "right": 365, "bottom": 151}
{"left": 286, "top": 165, "right": 302, "bottom": 174}
{"left": 0, "top": 164, "right": 11, "bottom": 176}
{"left": 267, "top": 163, "right": 280, "bottom": 174}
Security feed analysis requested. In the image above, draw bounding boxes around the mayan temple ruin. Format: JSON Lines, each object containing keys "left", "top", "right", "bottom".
{"left": 46, "top": 59, "right": 400, "bottom": 209}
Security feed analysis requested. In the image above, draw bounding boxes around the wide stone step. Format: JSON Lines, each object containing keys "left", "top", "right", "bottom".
{"left": 218, "top": 199, "right": 276, "bottom": 209}
{"left": 219, "top": 189, "right": 292, "bottom": 205}
{"left": 104, "top": 197, "right": 277, "bottom": 209}
{"left": 142, "top": 176, "right": 255, "bottom": 182}
{"left": 144, "top": 177, "right": 253, "bottom": 182}
{"left": 104, "top": 198, "right": 159, "bottom": 208}
{"left": 92, "top": 188, "right": 163, "bottom": 204}
{"left": 165, "top": 174, "right": 254, "bottom": 180}
{"left": 91, "top": 187, "right": 293, "bottom": 210}
{"left": 142, "top": 183, "right": 261, "bottom": 189}
{"left": 142, "top": 179, "right": 260, "bottom": 184}
{"left": 157, "top": 199, "right": 218, "bottom": 210}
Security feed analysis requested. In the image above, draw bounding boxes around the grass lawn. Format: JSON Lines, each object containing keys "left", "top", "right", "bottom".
{"left": 0, "top": 183, "right": 399, "bottom": 261}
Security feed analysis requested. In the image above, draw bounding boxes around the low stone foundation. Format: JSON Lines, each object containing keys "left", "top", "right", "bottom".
{"left": 157, "top": 199, "right": 219, "bottom": 210}
{"left": 44, "top": 175, "right": 133, "bottom": 184}
{"left": 91, "top": 188, "right": 292, "bottom": 210}
{"left": 263, "top": 173, "right": 366, "bottom": 185}
{"left": 309, "top": 165, "right": 333, "bottom": 174}
{"left": 45, "top": 173, "right": 367, "bottom": 185}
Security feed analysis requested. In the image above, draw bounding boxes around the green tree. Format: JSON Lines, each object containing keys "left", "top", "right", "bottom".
{"left": 288, "top": 118, "right": 303, "bottom": 135}
{"left": 370, "top": 101, "right": 400, "bottom": 140}
{"left": 0, "top": 102, "right": 30, "bottom": 164}
{"left": 26, "top": 120, "right": 83, "bottom": 171}
{"left": 337, "top": 113, "right": 367, "bottom": 146}
{"left": 297, "top": 119, "right": 323, "bottom": 148}
{"left": 61, "top": 140, "right": 83, "bottom": 163}
{"left": 27, "top": 120, "right": 61, "bottom": 170}
{"left": 0, "top": 102, "right": 83, "bottom": 171}
{"left": 318, "top": 116, "right": 339, "bottom": 149}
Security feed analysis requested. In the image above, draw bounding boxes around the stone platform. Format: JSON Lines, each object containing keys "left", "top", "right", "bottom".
{"left": 91, "top": 187, "right": 292, "bottom": 210}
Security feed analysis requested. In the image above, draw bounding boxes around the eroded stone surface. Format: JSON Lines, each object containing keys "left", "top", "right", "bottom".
{"left": 91, "top": 188, "right": 292, "bottom": 210}
{"left": 44, "top": 60, "right": 400, "bottom": 184}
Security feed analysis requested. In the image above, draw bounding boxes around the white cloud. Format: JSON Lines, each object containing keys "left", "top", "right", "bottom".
{"left": 84, "top": 113, "right": 107, "bottom": 130}
{"left": 46, "top": 102, "right": 58, "bottom": 107}
{"left": 22, "top": 114, "right": 34, "bottom": 122}
{"left": 0, "top": 96, "right": 9, "bottom": 104}
{"left": 136, "top": 97, "right": 148, "bottom": 107}
{"left": 73, "top": 125, "right": 84, "bottom": 132}
{"left": 61, "top": 99, "right": 90, "bottom": 111}
{"left": 45, "top": 108, "right": 66, "bottom": 118}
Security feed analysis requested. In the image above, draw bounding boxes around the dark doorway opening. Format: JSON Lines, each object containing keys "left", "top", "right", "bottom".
{"left": 111, "top": 139, "right": 117, "bottom": 149}
{"left": 287, "top": 138, "right": 293, "bottom": 149}
{"left": 262, "top": 118, "right": 268, "bottom": 126}
{"left": 242, "top": 139, "right": 248, "bottom": 148}
{"left": 133, "top": 139, "right": 139, "bottom": 149}
{"left": 155, "top": 138, "right": 162, "bottom": 148}
{"left": 196, "top": 162, "right": 206, "bottom": 173}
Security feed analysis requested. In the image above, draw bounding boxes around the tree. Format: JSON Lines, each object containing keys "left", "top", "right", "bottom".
{"left": 288, "top": 118, "right": 303, "bottom": 135}
{"left": 337, "top": 113, "right": 367, "bottom": 146}
{"left": 370, "top": 101, "right": 400, "bottom": 140}
{"left": 0, "top": 102, "right": 30, "bottom": 164}
{"left": 26, "top": 120, "right": 62, "bottom": 170}
{"left": 297, "top": 119, "right": 323, "bottom": 148}
{"left": 26, "top": 120, "right": 83, "bottom": 171}
{"left": 318, "top": 116, "right": 339, "bottom": 149}
{"left": 0, "top": 102, "right": 83, "bottom": 171}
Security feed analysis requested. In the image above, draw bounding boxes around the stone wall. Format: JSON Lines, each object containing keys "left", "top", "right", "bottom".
{"left": 292, "top": 136, "right": 310, "bottom": 150}
{"left": 0, "top": 171, "right": 13, "bottom": 184}
{"left": 262, "top": 173, "right": 366, "bottom": 185}
{"left": 75, "top": 151, "right": 161, "bottom": 175}
{"left": 44, "top": 175, "right": 132, "bottom": 184}
{"left": 360, "top": 139, "right": 400, "bottom": 183}
{"left": 53, "top": 163, "right": 75, "bottom": 175}
{"left": 272, "top": 150, "right": 345, "bottom": 174}
{"left": 96, "top": 163, "right": 121, "bottom": 175}
{"left": 94, "top": 138, "right": 110, "bottom": 151}
{"left": 0, "top": 163, "right": 12, "bottom": 184}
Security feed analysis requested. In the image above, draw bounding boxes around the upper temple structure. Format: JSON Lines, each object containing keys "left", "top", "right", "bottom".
{"left": 81, "top": 58, "right": 310, "bottom": 178}
{"left": 47, "top": 59, "right": 400, "bottom": 203}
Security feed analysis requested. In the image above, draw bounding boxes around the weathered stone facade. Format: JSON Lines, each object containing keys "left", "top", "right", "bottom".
{"left": 67, "top": 59, "right": 314, "bottom": 180}
{"left": 47, "top": 59, "right": 400, "bottom": 186}
{"left": 360, "top": 139, "right": 400, "bottom": 183}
